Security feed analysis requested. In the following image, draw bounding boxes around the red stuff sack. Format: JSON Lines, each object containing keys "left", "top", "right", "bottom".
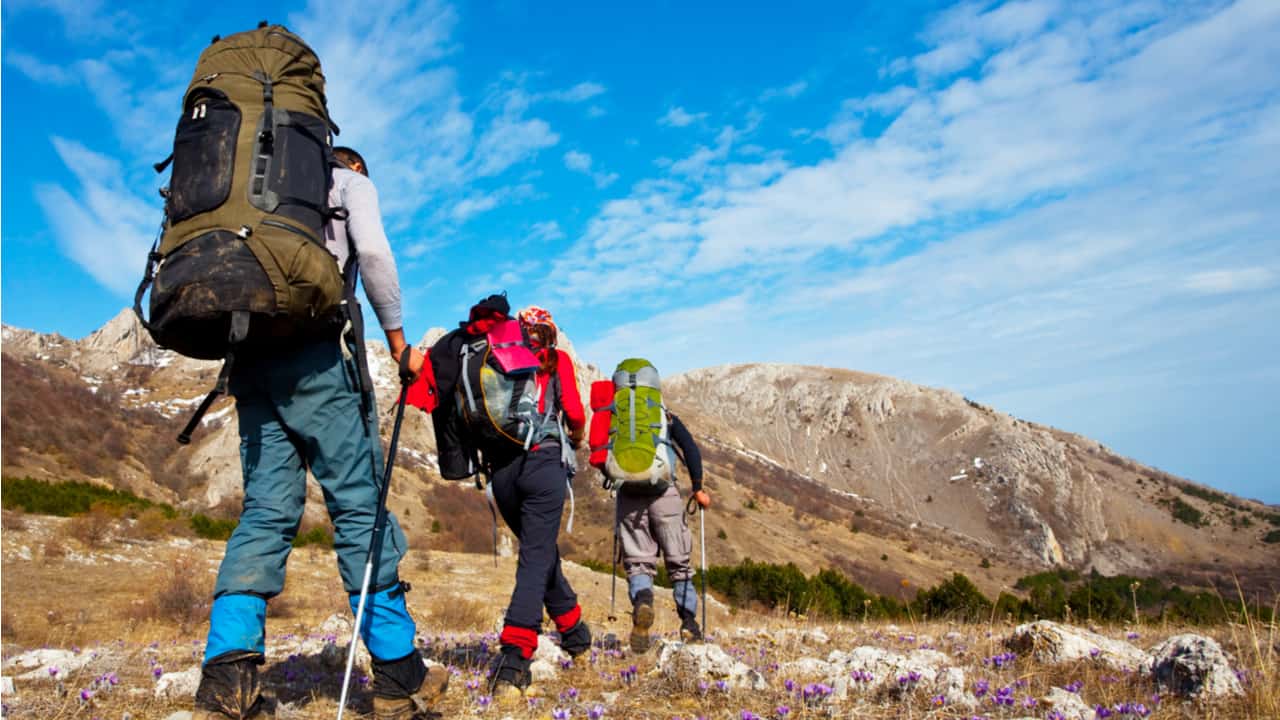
{"left": 588, "top": 380, "right": 614, "bottom": 469}
{"left": 405, "top": 347, "right": 439, "bottom": 413}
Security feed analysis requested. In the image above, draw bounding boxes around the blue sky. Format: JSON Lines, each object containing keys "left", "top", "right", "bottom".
{"left": 3, "top": 0, "right": 1278, "bottom": 503}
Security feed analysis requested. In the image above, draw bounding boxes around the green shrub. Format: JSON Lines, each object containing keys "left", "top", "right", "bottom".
{"left": 292, "top": 526, "right": 333, "bottom": 548}
{"left": 1, "top": 477, "right": 174, "bottom": 517}
{"left": 190, "top": 513, "right": 238, "bottom": 541}
{"left": 1165, "top": 497, "right": 1206, "bottom": 527}
{"left": 1264, "top": 530, "right": 1280, "bottom": 544}
{"left": 913, "top": 573, "right": 992, "bottom": 621}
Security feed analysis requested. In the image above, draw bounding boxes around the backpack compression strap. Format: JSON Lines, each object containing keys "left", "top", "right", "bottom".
{"left": 177, "top": 311, "right": 249, "bottom": 444}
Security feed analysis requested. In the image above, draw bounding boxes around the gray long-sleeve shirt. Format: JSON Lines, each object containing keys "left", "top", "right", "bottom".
{"left": 324, "top": 167, "right": 403, "bottom": 331}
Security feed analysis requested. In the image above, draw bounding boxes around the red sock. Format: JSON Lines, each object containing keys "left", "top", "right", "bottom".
{"left": 552, "top": 604, "right": 582, "bottom": 635}
{"left": 499, "top": 625, "right": 538, "bottom": 660}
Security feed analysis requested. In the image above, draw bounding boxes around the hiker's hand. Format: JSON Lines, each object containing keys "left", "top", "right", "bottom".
{"left": 569, "top": 426, "right": 585, "bottom": 449}
{"left": 693, "top": 490, "right": 711, "bottom": 509}
{"left": 401, "top": 347, "right": 425, "bottom": 379}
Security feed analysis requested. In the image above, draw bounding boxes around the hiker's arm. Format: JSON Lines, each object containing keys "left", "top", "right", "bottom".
{"left": 668, "top": 414, "right": 704, "bottom": 492}
{"left": 556, "top": 350, "right": 586, "bottom": 445}
{"left": 345, "top": 176, "right": 423, "bottom": 376}
{"left": 344, "top": 175, "right": 403, "bottom": 332}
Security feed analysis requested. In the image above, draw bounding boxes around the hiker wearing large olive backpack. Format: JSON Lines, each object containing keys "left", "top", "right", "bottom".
{"left": 588, "top": 359, "right": 709, "bottom": 652}
{"left": 136, "top": 26, "right": 444, "bottom": 720}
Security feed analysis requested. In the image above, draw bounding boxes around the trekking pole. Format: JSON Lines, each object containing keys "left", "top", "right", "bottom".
{"left": 607, "top": 483, "right": 619, "bottom": 622}
{"left": 337, "top": 351, "right": 414, "bottom": 720}
{"left": 699, "top": 505, "right": 708, "bottom": 638}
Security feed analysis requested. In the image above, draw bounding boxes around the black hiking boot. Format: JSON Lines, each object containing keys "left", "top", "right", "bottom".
{"left": 488, "top": 647, "right": 534, "bottom": 705}
{"left": 630, "top": 589, "right": 655, "bottom": 654}
{"left": 370, "top": 648, "right": 450, "bottom": 720}
{"left": 678, "top": 609, "right": 703, "bottom": 643}
{"left": 193, "top": 651, "right": 264, "bottom": 719}
{"left": 559, "top": 620, "right": 592, "bottom": 659}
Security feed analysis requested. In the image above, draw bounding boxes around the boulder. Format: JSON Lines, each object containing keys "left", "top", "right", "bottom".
{"left": 154, "top": 665, "right": 201, "bottom": 701}
{"left": 1146, "top": 634, "right": 1243, "bottom": 698}
{"left": 823, "top": 646, "right": 952, "bottom": 699}
{"left": 1004, "top": 621, "right": 1147, "bottom": 670}
{"left": 4, "top": 648, "right": 94, "bottom": 680}
{"left": 653, "top": 640, "right": 767, "bottom": 690}
{"left": 1042, "top": 686, "right": 1092, "bottom": 720}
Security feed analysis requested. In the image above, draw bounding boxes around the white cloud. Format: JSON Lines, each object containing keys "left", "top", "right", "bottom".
{"left": 471, "top": 115, "right": 560, "bottom": 178}
{"left": 760, "top": 80, "right": 809, "bottom": 101}
{"left": 563, "top": 150, "right": 593, "bottom": 172}
{"left": 529, "top": 221, "right": 565, "bottom": 242}
{"left": 6, "top": 51, "right": 77, "bottom": 85}
{"left": 547, "top": 81, "right": 606, "bottom": 103}
{"left": 659, "top": 105, "right": 708, "bottom": 127}
{"left": 450, "top": 193, "right": 500, "bottom": 222}
{"left": 563, "top": 149, "right": 619, "bottom": 188}
{"left": 35, "top": 137, "right": 157, "bottom": 296}
{"left": 1184, "top": 268, "right": 1275, "bottom": 295}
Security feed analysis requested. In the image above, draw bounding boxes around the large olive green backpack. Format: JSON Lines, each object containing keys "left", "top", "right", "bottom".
{"left": 602, "top": 358, "right": 678, "bottom": 486}
{"left": 134, "top": 23, "right": 346, "bottom": 443}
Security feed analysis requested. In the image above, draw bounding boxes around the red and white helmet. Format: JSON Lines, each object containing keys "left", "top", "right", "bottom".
{"left": 517, "top": 305, "right": 555, "bottom": 332}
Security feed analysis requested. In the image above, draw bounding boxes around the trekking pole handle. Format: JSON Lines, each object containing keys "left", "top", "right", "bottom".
{"left": 398, "top": 346, "right": 414, "bottom": 384}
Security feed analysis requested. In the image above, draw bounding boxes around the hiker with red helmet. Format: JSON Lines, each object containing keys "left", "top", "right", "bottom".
{"left": 415, "top": 296, "right": 590, "bottom": 701}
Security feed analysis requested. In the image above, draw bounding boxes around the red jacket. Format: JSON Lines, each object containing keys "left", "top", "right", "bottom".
{"left": 538, "top": 348, "right": 585, "bottom": 434}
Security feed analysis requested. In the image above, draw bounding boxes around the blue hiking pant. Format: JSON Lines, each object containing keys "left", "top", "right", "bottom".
{"left": 204, "top": 337, "right": 415, "bottom": 663}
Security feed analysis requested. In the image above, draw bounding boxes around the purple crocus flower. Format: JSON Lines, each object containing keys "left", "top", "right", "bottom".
{"left": 1065, "top": 680, "right": 1083, "bottom": 693}
{"left": 552, "top": 708, "right": 570, "bottom": 720}
{"left": 784, "top": 678, "right": 795, "bottom": 692}
{"left": 152, "top": 666, "right": 164, "bottom": 679}
{"left": 775, "top": 706, "right": 790, "bottom": 718}
{"left": 477, "top": 695, "right": 492, "bottom": 709}
{"left": 48, "top": 666, "right": 60, "bottom": 678}
{"left": 588, "top": 704, "right": 605, "bottom": 719}
{"left": 740, "top": 712, "right": 759, "bottom": 720}
{"left": 973, "top": 678, "right": 989, "bottom": 697}
{"left": 79, "top": 689, "right": 93, "bottom": 702}
{"left": 1089, "top": 647, "right": 1102, "bottom": 659}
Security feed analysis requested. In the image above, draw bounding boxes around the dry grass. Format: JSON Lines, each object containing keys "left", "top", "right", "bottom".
{"left": 2, "top": 514, "right": 1277, "bottom": 719}
{"left": 64, "top": 503, "right": 117, "bottom": 548}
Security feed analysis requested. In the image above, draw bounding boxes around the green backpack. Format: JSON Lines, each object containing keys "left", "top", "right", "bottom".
{"left": 135, "top": 23, "right": 344, "bottom": 361}
{"left": 603, "top": 358, "right": 677, "bottom": 486}
{"left": 133, "top": 23, "right": 346, "bottom": 443}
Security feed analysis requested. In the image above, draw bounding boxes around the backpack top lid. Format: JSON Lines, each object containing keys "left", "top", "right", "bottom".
{"left": 613, "top": 358, "right": 660, "bottom": 390}
{"left": 486, "top": 319, "right": 539, "bottom": 374}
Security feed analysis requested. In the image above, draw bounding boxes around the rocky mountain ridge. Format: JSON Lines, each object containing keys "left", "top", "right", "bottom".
{"left": 2, "top": 310, "right": 1275, "bottom": 595}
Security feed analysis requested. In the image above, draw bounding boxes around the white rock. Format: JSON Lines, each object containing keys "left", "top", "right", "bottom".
{"left": 154, "top": 666, "right": 201, "bottom": 700}
{"left": 530, "top": 659, "right": 558, "bottom": 682}
{"left": 1, "top": 676, "right": 14, "bottom": 695}
{"left": 534, "top": 634, "right": 570, "bottom": 665}
{"left": 162, "top": 712, "right": 194, "bottom": 720}
{"left": 1005, "top": 621, "right": 1148, "bottom": 671}
{"left": 939, "top": 667, "right": 975, "bottom": 708}
{"left": 5, "top": 648, "right": 93, "bottom": 680}
{"left": 653, "top": 640, "right": 767, "bottom": 690}
{"left": 803, "top": 628, "right": 830, "bottom": 645}
{"left": 1146, "top": 634, "right": 1243, "bottom": 698}
{"left": 778, "top": 658, "right": 834, "bottom": 677}
{"left": 823, "top": 645, "right": 952, "bottom": 699}
{"left": 1043, "top": 687, "right": 1092, "bottom": 720}
{"left": 319, "top": 613, "right": 353, "bottom": 638}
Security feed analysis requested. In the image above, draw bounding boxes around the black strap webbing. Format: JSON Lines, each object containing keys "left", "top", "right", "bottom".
{"left": 153, "top": 154, "right": 173, "bottom": 174}
{"left": 177, "top": 311, "right": 250, "bottom": 445}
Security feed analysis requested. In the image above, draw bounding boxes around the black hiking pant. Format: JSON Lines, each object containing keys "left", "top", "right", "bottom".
{"left": 490, "top": 444, "right": 578, "bottom": 652}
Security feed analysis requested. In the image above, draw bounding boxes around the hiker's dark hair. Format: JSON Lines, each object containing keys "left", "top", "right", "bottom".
{"left": 527, "top": 325, "right": 557, "bottom": 375}
{"left": 333, "top": 146, "right": 369, "bottom": 177}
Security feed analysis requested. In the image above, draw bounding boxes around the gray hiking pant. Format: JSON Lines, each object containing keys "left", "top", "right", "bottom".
{"left": 617, "top": 484, "right": 693, "bottom": 602}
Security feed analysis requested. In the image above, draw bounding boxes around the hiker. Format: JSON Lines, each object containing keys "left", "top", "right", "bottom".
{"left": 588, "top": 359, "right": 709, "bottom": 652}
{"left": 193, "top": 146, "right": 445, "bottom": 720}
{"left": 421, "top": 298, "right": 591, "bottom": 700}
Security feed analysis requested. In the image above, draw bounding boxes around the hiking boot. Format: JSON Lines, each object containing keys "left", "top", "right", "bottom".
{"left": 193, "top": 651, "right": 264, "bottom": 719}
{"left": 558, "top": 620, "right": 592, "bottom": 659}
{"left": 488, "top": 648, "right": 533, "bottom": 703}
{"left": 678, "top": 610, "right": 703, "bottom": 643}
{"left": 630, "top": 590, "right": 655, "bottom": 654}
{"left": 371, "top": 665, "right": 450, "bottom": 720}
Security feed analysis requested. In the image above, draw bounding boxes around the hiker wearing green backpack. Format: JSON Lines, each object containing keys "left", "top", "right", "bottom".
{"left": 587, "top": 360, "right": 709, "bottom": 652}
{"left": 132, "top": 26, "right": 448, "bottom": 720}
